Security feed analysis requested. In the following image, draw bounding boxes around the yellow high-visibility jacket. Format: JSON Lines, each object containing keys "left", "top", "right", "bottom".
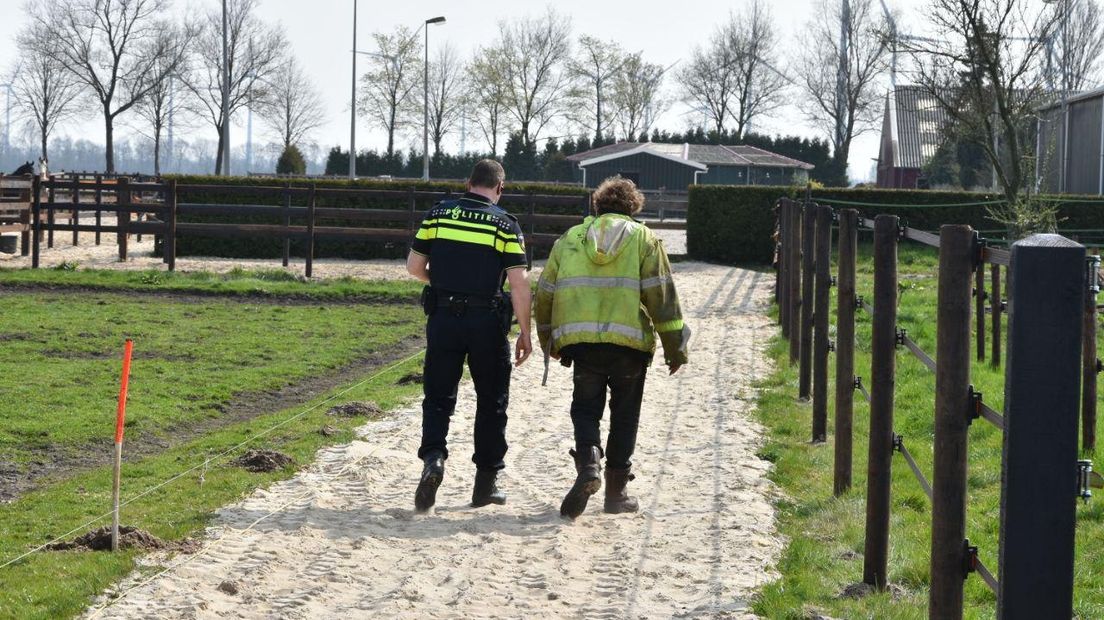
{"left": 535, "top": 213, "right": 690, "bottom": 366}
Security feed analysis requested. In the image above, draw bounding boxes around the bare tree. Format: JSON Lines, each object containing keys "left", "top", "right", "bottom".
{"left": 677, "top": 35, "right": 738, "bottom": 135}
{"left": 132, "top": 25, "right": 191, "bottom": 175}
{"left": 568, "top": 36, "right": 625, "bottom": 142}
{"left": 796, "top": 0, "right": 888, "bottom": 176}
{"left": 1052, "top": 0, "right": 1104, "bottom": 92}
{"left": 183, "top": 0, "right": 285, "bottom": 174}
{"left": 13, "top": 23, "right": 84, "bottom": 162}
{"left": 725, "top": 0, "right": 789, "bottom": 139}
{"left": 426, "top": 44, "right": 464, "bottom": 156}
{"left": 359, "top": 26, "right": 421, "bottom": 158}
{"left": 466, "top": 47, "right": 509, "bottom": 156}
{"left": 32, "top": 0, "right": 189, "bottom": 173}
{"left": 610, "top": 53, "right": 669, "bottom": 141}
{"left": 259, "top": 58, "right": 325, "bottom": 150}
{"left": 903, "top": 0, "right": 1057, "bottom": 207}
{"left": 496, "top": 9, "right": 573, "bottom": 148}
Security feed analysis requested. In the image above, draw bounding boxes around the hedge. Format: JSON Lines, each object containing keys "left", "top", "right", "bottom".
{"left": 686, "top": 185, "right": 1104, "bottom": 265}
{"left": 163, "top": 175, "right": 589, "bottom": 259}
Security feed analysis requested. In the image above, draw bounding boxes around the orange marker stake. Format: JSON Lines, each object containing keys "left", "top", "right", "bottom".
{"left": 111, "top": 339, "right": 133, "bottom": 552}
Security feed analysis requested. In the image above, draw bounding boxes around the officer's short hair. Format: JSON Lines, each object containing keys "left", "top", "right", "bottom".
{"left": 469, "top": 159, "right": 506, "bottom": 189}
{"left": 593, "top": 176, "right": 645, "bottom": 216}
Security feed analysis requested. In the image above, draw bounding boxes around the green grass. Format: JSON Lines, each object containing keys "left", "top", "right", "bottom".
{"left": 0, "top": 267, "right": 428, "bottom": 618}
{"left": 752, "top": 243, "right": 1104, "bottom": 619}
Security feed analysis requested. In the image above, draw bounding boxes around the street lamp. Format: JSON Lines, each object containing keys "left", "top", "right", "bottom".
{"left": 423, "top": 16, "right": 446, "bottom": 181}
{"left": 221, "top": 0, "right": 231, "bottom": 176}
{"left": 349, "top": 0, "right": 403, "bottom": 179}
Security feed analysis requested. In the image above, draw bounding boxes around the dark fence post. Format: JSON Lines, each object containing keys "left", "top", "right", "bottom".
{"left": 976, "top": 261, "right": 985, "bottom": 362}
{"left": 834, "top": 208, "right": 858, "bottom": 495}
{"left": 31, "top": 175, "right": 41, "bottom": 268}
{"left": 94, "top": 173, "right": 103, "bottom": 246}
{"left": 70, "top": 175, "right": 79, "bottom": 246}
{"left": 799, "top": 203, "right": 816, "bottom": 399}
{"left": 282, "top": 182, "right": 291, "bottom": 268}
{"left": 306, "top": 183, "right": 316, "bottom": 278}
{"left": 991, "top": 263, "right": 1002, "bottom": 367}
{"left": 1083, "top": 253, "right": 1099, "bottom": 452}
{"left": 997, "top": 234, "right": 1085, "bottom": 619}
{"left": 812, "top": 204, "right": 832, "bottom": 442}
{"left": 928, "top": 225, "right": 975, "bottom": 620}
{"left": 117, "top": 177, "right": 130, "bottom": 262}
{"left": 863, "top": 214, "right": 898, "bottom": 590}
{"left": 47, "top": 175, "right": 55, "bottom": 249}
{"left": 779, "top": 200, "right": 791, "bottom": 340}
{"left": 166, "top": 179, "right": 177, "bottom": 272}
{"left": 788, "top": 203, "right": 802, "bottom": 365}
{"left": 19, "top": 181, "right": 30, "bottom": 256}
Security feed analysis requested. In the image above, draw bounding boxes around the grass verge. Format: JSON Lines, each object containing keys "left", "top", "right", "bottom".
{"left": 751, "top": 243, "right": 1104, "bottom": 619}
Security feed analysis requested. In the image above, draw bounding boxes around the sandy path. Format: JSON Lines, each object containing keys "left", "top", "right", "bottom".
{"left": 86, "top": 262, "right": 780, "bottom": 619}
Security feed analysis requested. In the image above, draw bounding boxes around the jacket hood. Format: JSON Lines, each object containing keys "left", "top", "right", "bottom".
{"left": 582, "top": 214, "right": 641, "bottom": 265}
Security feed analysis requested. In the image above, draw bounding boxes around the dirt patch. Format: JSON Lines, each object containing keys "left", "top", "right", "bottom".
{"left": 230, "top": 449, "right": 295, "bottom": 473}
{"left": 39, "top": 349, "right": 196, "bottom": 362}
{"left": 396, "top": 372, "right": 423, "bottom": 385}
{"left": 326, "top": 401, "right": 383, "bottom": 418}
{"left": 319, "top": 425, "right": 339, "bottom": 437}
{"left": 839, "top": 582, "right": 908, "bottom": 600}
{"left": 47, "top": 526, "right": 166, "bottom": 552}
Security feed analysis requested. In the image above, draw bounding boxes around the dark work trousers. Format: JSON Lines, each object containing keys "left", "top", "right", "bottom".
{"left": 419, "top": 307, "right": 512, "bottom": 471}
{"left": 567, "top": 344, "right": 649, "bottom": 469}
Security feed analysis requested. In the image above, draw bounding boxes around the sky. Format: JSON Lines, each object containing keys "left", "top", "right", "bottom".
{"left": 0, "top": 0, "right": 924, "bottom": 181}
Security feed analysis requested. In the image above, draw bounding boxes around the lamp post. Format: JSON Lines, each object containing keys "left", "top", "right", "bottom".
{"left": 221, "top": 0, "right": 231, "bottom": 176}
{"left": 349, "top": 0, "right": 358, "bottom": 179}
{"left": 423, "top": 16, "right": 446, "bottom": 181}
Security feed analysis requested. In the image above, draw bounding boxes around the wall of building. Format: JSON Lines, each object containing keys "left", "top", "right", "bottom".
{"left": 578, "top": 152, "right": 700, "bottom": 190}
{"left": 1038, "top": 94, "right": 1104, "bottom": 195}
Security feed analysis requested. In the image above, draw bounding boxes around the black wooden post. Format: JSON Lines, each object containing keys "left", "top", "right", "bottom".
{"left": 94, "top": 173, "right": 102, "bottom": 246}
{"left": 306, "top": 183, "right": 316, "bottom": 278}
{"left": 991, "top": 263, "right": 1002, "bottom": 367}
{"left": 863, "top": 214, "right": 897, "bottom": 590}
{"left": 997, "top": 234, "right": 1085, "bottom": 619}
{"left": 788, "top": 203, "right": 802, "bottom": 365}
{"left": 834, "top": 209, "right": 858, "bottom": 495}
{"left": 976, "top": 261, "right": 985, "bottom": 362}
{"left": 71, "top": 175, "right": 79, "bottom": 246}
{"left": 812, "top": 204, "right": 832, "bottom": 442}
{"left": 799, "top": 203, "right": 816, "bottom": 399}
{"left": 19, "top": 181, "right": 30, "bottom": 256}
{"left": 47, "top": 175, "right": 55, "bottom": 248}
{"left": 117, "top": 177, "right": 130, "bottom": 262}
{"left": 166, "top": 179, "right": 177, "bottom": 272}
{"left": 1083, "top": 253, "right": 1098, "bottom": 452}
{"left": 779, "top": 200, "right": 791, "bottom": 339}
{"left": 31, "top": 175, "right": 41, "bottom": 268}
{"left": 282, "top": 182, "right": 291, "bottom": 268}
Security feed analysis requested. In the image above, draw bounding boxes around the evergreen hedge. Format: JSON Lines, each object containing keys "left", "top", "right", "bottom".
{"left": 163, "top": 175, "right": 589, "bottom": 260}
{"left": 687, "top": 185, "right": 1104, "bottom": 265}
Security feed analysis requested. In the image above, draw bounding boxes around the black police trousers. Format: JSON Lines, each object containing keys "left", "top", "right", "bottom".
{"left": 566, "top": 344, "right": 650, "bottom": 470}
{"left": 418, "top": 306, "right": 511, "bottom": 471}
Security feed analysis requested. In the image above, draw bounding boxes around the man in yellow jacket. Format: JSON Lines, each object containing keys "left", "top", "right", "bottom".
{"left": 535, "top": 176, "right": 690, "bottom": 520}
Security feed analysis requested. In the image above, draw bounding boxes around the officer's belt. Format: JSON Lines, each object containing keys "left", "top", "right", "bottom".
{"left": 434, "top": 289, "right": 502, "bottom": 308}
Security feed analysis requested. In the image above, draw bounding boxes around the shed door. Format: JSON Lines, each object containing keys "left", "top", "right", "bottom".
{"left": 617, "top": 171, "right": 641, "bottom": 185}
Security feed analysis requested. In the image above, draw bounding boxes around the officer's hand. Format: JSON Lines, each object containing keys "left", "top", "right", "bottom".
{"left": 668, "top": 363, "right": 682, "bottom": 376}
{"left": 515, "top": 332, "right": 533, "bottom": 366}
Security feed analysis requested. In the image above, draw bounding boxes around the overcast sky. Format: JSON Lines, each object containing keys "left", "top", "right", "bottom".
{"left": 0, "top": 0, "right": 925, "bottom": 181}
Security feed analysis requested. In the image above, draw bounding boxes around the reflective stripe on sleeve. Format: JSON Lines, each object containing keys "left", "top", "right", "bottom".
{"left": 537, "top": 323, "right": 553, "bottom": 334}
{"left": 537, "top": 279, "right": 556, "bottom": 293}
{"left": 655, "top": 319, "right": 684, "bottom": 333}
{"left": 640, "top": 275, "right": 672, "bottom": 289}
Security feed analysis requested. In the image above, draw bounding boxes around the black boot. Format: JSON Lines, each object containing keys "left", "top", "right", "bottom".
{"left": 604, "top": 467, "right": 639, "bottom": 514}
{"left": 414, "top": 451, "right": 445, "bottom": 513}
{"left": 560, "top": 446, "right": 602, "bottom": 519}
{"left": 471, "top": 468, "right": 507, "bottom": 507}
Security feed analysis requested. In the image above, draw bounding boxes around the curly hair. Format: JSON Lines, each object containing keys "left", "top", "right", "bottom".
{"left": 592, "top": 176, "right": 645, "bottom": 216}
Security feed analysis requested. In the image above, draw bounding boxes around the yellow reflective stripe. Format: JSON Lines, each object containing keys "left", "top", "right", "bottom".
{"left": 655, "top": 319, "right": 684, "bottom": 332}
{"left": 425, "top": 218, "right": 518, "bottom": 239}
{"left": 415, "top": 226, "right": 436, "bottom": 240}
{"left": 435, "top": 226, "right": 496, "bottom": 247}
{"left": 501, "top": 242, "right": 525, "bottom": 254}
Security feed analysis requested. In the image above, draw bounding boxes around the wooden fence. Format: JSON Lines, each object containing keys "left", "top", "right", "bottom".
{"left": 23, "top": 176, "right": 600, "bottom": 277}
{"left": 775, "top": 196, "right": 1097, "bottom": 618}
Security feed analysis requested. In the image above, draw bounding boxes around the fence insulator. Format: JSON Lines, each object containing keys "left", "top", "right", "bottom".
{"left": 963, "top": 539, "right": 980, "bottom": 577}
{"left": 895, "top": 328, "right": 907, "bottom": 348}
{"left": 967, "top": 385, "right": 983, "bottom": 425}
{"left": 1078, "top": 460, "right": 1094, "bottom": 502}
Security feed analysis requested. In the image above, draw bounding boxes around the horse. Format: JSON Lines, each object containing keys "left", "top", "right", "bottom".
{"left": 12, "top": 161, "right": 33, "bottom": 175}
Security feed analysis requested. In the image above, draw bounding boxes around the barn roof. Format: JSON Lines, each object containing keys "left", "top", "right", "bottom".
{"left": 568, "top": 142, "right": 814, "bottom": 170}
{"left": 884, "top": 85, "right": 954, "bottom": 170}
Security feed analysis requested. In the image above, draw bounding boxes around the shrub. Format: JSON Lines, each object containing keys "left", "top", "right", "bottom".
{"left": 276, "top": 145, "right": 307, "bottom": 175}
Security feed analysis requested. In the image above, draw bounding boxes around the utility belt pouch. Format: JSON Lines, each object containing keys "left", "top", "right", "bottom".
{"left": 420, "top": 286, "right": 437, "bottom": 316}
{"left": 447, "top": 295, "right": 468, "bottom": 317}
{"left": 495, "top": 291, "right": 514, "bottom": 335}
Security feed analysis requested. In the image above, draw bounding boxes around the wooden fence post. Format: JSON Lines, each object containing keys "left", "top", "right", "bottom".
{"left": 166, "top": 179, "right": 177, "bottom": 272}
{"left": 117, "top": 177, "right": 130, "bottom": 262}
{"left": 19, "top": 181, "right": 30, "bottom": 256}
{"left": 788, "top": 202, "right": 802, "bottom": 365}
{"left": 31, "top": 175, "right": 41, "bottom": 268}
{"left": 282, "top": 182, "right": 291, "bottom": 268}
{"left": 71, "top": 175, "right": 79, "bottom": 246}
{"left": 976, "top": 261, "right": 985, "bottom": 362}
{"left": 997, "top": 235, "right": 1085, "bottom": 619}
{"left": 779, "top": 200, "right": 791, "bottom": 340}
{"left": 775, "top": 200, "right": 784, "bottom": 308}
{"left": 834, "top": 209, "right": 858, "bottom": 495}
{"left": 812, "top": 204, "right": 832, "bottom": 442}
{"left": 799, "top": 203, "right": 816, "bottom": 399}
{"left": 928, "top": 225, "right": 975, "bottom": 620}
{"left": 47, "top": 175, "right": 55, "bottom": 249}
{"left": 306, "top": 183, "right": 316, "bottom": 278}
{"left": 863, "top": 214, "right": 898, "bottom": 590}
{"left": 94, "top": 173, "right": 103, "bottom": 246}
{"left": 991, "top": 264, "right": 1002, "bottom": 367}
{"left": 1083, "top": 253, "right": 1099, "bottom": 452}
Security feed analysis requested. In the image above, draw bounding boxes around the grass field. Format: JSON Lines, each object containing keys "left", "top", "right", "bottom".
{"left": 0, "top": 267, "right": 426, "bottom": 618}
{"left": 751, "top": 244, "right": 1104, "bottom": 619}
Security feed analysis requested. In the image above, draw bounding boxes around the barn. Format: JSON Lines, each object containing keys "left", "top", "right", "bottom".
{"left": 566, "top": 142, "right": 813, "bottom": 190}
{"left": 1037, "top": 87, "right": 1104, "bottom": 195}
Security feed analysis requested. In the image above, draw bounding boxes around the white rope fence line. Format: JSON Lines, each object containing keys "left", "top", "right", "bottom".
{"left": 0, "top": 348, "right": 425, "bottom": 571}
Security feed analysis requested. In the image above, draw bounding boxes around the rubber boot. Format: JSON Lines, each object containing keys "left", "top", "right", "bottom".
{"left": 471, "top": 468, "right": 507, "bottom": 507}
{"left": 604, "top": 467, "right": 639, "bottom": 514}
{"left": 414, "top": 451, "right": 445, "bottom": 513}
{"left": 560, "top": 446, "right": 602, "bottom": 519}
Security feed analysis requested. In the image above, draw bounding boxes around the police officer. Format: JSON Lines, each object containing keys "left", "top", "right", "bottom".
{"left": 406, "top": 159, "right": 533, "bottom": 513}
